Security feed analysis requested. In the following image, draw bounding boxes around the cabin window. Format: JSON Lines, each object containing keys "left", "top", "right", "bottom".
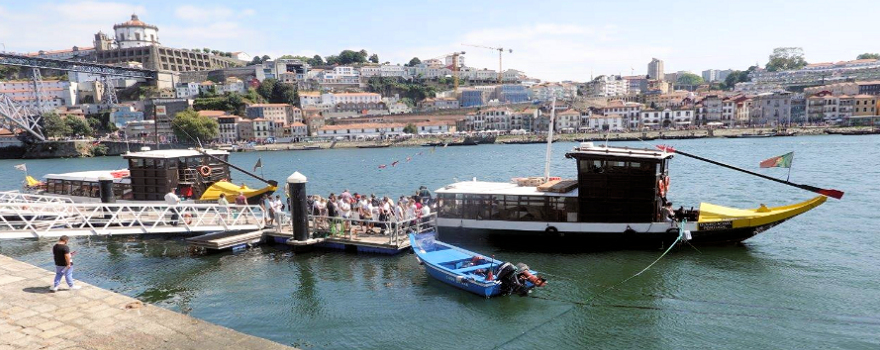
{"left": 144, "top": 159, "right": 155, "bottom": 168}
{"left": 155, "top": 159, "right": 166, "bottom": 169}
{"left": 131, "top": 159, "right": 145, "bottom": 169}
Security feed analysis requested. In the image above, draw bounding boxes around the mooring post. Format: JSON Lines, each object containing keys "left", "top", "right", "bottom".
{"left": 98, "top": 175, "right": 115, "bottom": 219}
{"left": 287, "top": 171, "right": 309, "bottom": 241}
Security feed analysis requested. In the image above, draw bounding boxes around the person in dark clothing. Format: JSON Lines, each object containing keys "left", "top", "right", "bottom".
{"left": 51, "top": 235, "right": 80, "bottom": 292}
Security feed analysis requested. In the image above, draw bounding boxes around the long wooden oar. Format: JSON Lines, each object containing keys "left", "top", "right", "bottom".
{"left": 657, "top": 145, "right": 844, "bottom": 200}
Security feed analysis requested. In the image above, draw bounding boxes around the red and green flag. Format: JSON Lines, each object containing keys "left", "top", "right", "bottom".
{"left": 760, "top": 152, "right": 794, "bottom": 168}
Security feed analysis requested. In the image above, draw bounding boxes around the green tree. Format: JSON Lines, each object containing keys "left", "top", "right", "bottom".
{"left": 271, "top": 83, "right": 299, "bottom": 105}
{"left": 325, "top": 55, "right": 339, "bottom": 65}
{"left": 0, "top": 65, "right": 21, "bottom": 80}
{"left": 406, "top": 57, "right": 421, "bottom": 67}
{"left": 261, "top": 55, "right": 271, "bottom": 62}
{"left": 171, "top": 109, "right": 218, "bottom": 143}
{"left": 857, "top": 53, "right": 880, "bottom": 60}
{"left": 256, "top": 78, "right": 277, "bottom": 101}
{"left": 308, "top": 55, "right": 324, "bottom": 66}
{"left": 42, "top": 112, "right": 71, "bottom": 139}
{"left": 250, "top": 56, "right": 263, "bottom": 65}
{"left": 335, "top": 50, "right": 367, "bottom": 65}
{"left": 65, "top": 117, "right": 93, "bottom": 137}
{"left": 369, "top": 53, "right": 379, "bottom": 64}
{"left": 203, "top": 48, "right": 210, "bottom": 53}
{"left": 403, "top": 123, "right": 417, "bottom": 134}
{"left": 766, "top": 47, "right": 808, "bottom": 72}
{"left": 676, "top": 72, "right": 704, "bottom": 86}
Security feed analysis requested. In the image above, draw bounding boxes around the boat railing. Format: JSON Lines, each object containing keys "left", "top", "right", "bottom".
{"left": 307, "top": 212, "right": 437, "bottom": 247}
{"left": 0, "top": 191, "right": 74, "bottom": 204}
{"left": 0, "top": 202, "right": 266, "bottom": 238}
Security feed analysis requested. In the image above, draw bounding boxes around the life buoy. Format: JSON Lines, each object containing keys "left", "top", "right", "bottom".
{"left": 198, "top": 166, "right": 211, "bottom": 177}
{"left": 658, "top": 178, "right": 667, "bottom": 197}
{"left": 664, "top": 175, "right": 670, "bottom": 192}
{"left": 183, "top": 213, "right": 193, "bottom": 225}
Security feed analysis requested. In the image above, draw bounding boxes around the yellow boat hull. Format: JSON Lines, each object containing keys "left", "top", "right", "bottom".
{"left": 694, "top": 196, "right": 827, "bottom": 241}
{"left": 199, "top": 181, "right": 277, "bottom": 204}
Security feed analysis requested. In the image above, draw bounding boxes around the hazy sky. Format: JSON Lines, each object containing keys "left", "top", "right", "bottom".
{"left": 1, "top": 0, "right": 877, "bottom": 81}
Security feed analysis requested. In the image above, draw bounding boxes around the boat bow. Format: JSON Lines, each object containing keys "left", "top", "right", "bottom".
{"left": 698, "top": 196, "right": 827, "bottom": 229}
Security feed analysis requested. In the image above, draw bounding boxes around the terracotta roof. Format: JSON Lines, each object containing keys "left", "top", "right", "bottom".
{"left": 290, "top": 122, "right": 307, "bottom": 127}
{"left": 114, "top": 14, "right": 157, "bottom": 29}
{"left": 197, "top": 110, "right": 227, "bottom": 118}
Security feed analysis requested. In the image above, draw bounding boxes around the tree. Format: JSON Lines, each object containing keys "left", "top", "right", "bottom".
{"left": 325, "top": 55, "right": 339, "bottom": 65}
{"left": 857, "top": 53, "right": 880, "bottom": 60}
{"left": 250, "top": 56, "right": 263, "bottom": 65}
{"left": 766, "top": 47, "right": 807, "bottom": 72}
{"left": 369, "top": 53, "right": 379, "bottom": 64}
{"left": 42, "top": 112, "right": 71, "bottom": 139}
{"left": 403, "top": 123, "right": 417, "bottom": 134}
{"left": 171, "top": 109, "right": 218, "bottom": 143}
{"left": 65, "top": 117, "right": 93, "bottom": 137}
{"left": 308, "top": 55, "right": 324, "bottom": 66}
{"left": 256, "top": 78, "right": 277, "bottom": 101}
{"left": 271, "top": 83, "right": 298, "bottom": 105}
{"left": 0, "top": 65, "right": 20, "bottom": 80}
{"left": 406, "top": 57, "right": 421, "bottom": 67}
{"left": 203, "top": 48, "right": 210, "bottom": 53}
{"left": 676, "top": 72, "right": 704, "bottom": 86}
{"left": 261, "top": 55, "right": 271, "bottom": 62}
{"left": 335, "top": 50, "right": 367, "bottom": 65}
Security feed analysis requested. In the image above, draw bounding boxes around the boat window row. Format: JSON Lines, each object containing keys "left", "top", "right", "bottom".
{"left": 128, "top": 156, "right": 228, "bottom": 170}
{"left": 437, "top": 193, "right": 578, "bottom": 222}
{"left": 44, "top": 179, "right": 131, "bottom": 199}
{"left": 577, "top": 159, "right": 659, "bottom": 175}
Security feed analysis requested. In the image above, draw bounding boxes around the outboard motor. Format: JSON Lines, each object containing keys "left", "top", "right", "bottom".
{"left": 497, "top": 262, "right": 547, "bottom": 296}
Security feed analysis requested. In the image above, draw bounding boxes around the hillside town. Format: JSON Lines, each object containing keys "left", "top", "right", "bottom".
{"left": 1, "top": 15, "right": 879, "bottom": 147}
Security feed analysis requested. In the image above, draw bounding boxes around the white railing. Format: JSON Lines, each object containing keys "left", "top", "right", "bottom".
{"left": 0, "top": 202, "right": 265, "bottom": 239}
{"left": 0, "top": 191, "right": 74, "bottom": 204}
{"left": 307, "top": 213, "right": 437, "bottom": 247}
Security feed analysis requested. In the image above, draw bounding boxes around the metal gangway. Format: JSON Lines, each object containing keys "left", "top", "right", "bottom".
{"left": 0, "top": 191, "right": 74, "bottom": 204}
{"left": 0, "top": 200, "right": 266, "bottom": 239}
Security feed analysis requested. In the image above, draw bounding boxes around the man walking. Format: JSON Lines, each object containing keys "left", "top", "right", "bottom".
{"left": 51, "top": 235, "right": 80, "bottom": 292}
{"left": 165, "top": 189, "right": 180, "bottom": 226}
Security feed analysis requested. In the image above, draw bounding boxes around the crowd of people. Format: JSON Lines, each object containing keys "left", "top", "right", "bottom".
{"left": 308, "top": 187, "right": 433, "bottom": 239}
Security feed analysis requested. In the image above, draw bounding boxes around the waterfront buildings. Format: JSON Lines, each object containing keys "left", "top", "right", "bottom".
{"left": 748, "top": 59, "right": 880, "bottom": 90}
{"left": 583, "top": 75, "right": 628, "bottom": 98}
{"left": 317, "top": 122, "right": 450, "bottom": 139}
{"left": 598, "top": 100, "right": 642, "bottom": 129}
{"left": 648, "top": 58, "right": 665, "bottom": 80}
{"left": 639, "top": 108, "right": 695, "bottom": 129}
{"left": 749, "top": 92, "right": 792, "bottom": 126}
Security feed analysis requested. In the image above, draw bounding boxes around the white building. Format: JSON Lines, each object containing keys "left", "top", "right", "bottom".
{"left": 639, "top": 108, "right": 695, "bottom": 129}
{"left": 318, "top": 122, "right": 450, "bottom": 139}
{"left": 584, "top": 75, "right": 629, "bottom": 98}
{"left": 587, "top": 115, "right": 625, "bottom": 131}
{"left": 221, "top": 78, "right": 246, "bottom": 94}
{"left": 599, "top": 100, "right": 642, "bottom": 129}
{"left": 0, "top": 80, "right": 78, "bottom": 110}
{"left": 321, "top": 92, "right": 382, "bottom": 105}
{"left": 175, "top": 82, "right": 200, "bottom": 98}
{"left": 113, "top": 14, "right": 159, "bottom": 49}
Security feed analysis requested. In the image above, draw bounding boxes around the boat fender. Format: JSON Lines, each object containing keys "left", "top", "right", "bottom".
{"left": 545, "top": 226, "right": 560, "bottom": 236}
{"left": 519, "top": 269, "right": 547, "bottom": 288}
{"left": 624, "top": 225, "right": 636, "bottom": 234}
{"left": 199, "top": 166, "right": 212, "bottom": 177}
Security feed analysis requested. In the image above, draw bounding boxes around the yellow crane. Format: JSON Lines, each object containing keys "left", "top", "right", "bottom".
{"left": 430, "top": 51, "right": 465, "bottom": 93}
{"left": 462, "top": 44, "right": 513, "bottom": 84}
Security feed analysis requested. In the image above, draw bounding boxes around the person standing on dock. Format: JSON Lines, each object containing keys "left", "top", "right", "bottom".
{"left": 51, "top": 235, "right": 80, "bottom": 292}
{"left": 217, "top": 193, "right": 229, "bottom": 223}
{"left": 165, "top": 190, "right": 180, "bottom": 226}
{"left": 272, "top": 195, "right": 283, "bottom": 226}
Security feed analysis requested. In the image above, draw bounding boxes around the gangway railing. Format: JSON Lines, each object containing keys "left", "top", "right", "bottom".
{"left": 0, "top": 191, "right": 74, "bottom": 204}
{"left": 307, "top": 213, "right": 438, "bottom": 247}
{"left": 0, "top": 202, "right": 265, "bottom": 239}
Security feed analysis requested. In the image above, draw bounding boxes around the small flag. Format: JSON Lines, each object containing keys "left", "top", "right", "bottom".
{"left": 14, "top": 164, "right": 26, "bottom": 172}
{"left": 378, "top": 164, "right": 387, "bottom": 169}
{"left": 760, "top": 152, "right": 794, "bottom": 168}
{"left": 391, "top": 161, "right": 399, "bottom": 167}
{"left": 252, "top": 158, "right": 262, "bottom": 172}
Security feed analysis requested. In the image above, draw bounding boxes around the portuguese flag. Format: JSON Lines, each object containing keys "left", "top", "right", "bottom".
{"left": 760, "top": 152, "right": 794, "bottom": 168}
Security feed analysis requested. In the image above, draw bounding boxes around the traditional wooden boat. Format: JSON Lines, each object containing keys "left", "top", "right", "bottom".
{"left": 356, "top": 143, "right": 392, "bottom": 149}
{"left": 409, "top": 232, "right": 546, "bottom": 297}
{"left": 434, "top": 142, "right": 840, "bottom": 250}
{"left": 25, "top": 149, "right": 277, "bottom": 204}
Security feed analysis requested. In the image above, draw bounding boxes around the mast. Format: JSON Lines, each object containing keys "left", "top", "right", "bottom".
{"left": 544, "top": 97, "right": 556, "bottom": 181}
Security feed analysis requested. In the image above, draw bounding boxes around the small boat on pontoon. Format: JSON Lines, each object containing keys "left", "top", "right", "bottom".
{"left": 409, "top": 232, "right": 546, "bottom": 297}
{"left": 24, "top": 149, "right": 277, "bottom": 204}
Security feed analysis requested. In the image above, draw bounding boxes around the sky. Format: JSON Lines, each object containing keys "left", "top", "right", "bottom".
{"left": 1, "top": 0, "right": 878, "bottom": 82}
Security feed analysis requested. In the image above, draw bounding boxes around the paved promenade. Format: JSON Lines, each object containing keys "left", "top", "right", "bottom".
{"left": 0, "top": 254, "right": 296, "bottom": 350}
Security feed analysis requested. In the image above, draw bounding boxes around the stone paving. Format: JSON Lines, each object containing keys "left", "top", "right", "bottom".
{"left": 0, "top": 254, "right": 297, "bottom": 350}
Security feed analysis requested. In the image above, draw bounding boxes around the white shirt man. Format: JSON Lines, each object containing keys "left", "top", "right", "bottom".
{"left": 164, "top": 191, "right": 180, "bottom": 205}
{"left": 420, "top": 204, "right": 431, "bottom": 217}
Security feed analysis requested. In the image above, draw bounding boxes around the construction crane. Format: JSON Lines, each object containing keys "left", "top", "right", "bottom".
{"left": 462, "top": 44, "right": 513, "bottom": 83}
{"left": 429, "top": 51, "right": 465, "bottom": 93}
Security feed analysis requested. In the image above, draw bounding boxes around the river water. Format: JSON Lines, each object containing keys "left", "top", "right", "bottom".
{"left": 1, "top": 135, "right": 878, "bottom": 349}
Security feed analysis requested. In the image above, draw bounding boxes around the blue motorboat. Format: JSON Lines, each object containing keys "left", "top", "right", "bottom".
{"left": 409, "top": 232, "right": 546, "bottom": 298}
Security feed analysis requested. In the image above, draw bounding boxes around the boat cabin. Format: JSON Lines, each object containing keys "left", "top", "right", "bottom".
{"left": 123, "top": 149, "right": 231, "bottom": 201}
{"left": 42, "top": 170, "right": 132, "bottom": 200}
{"left": 564, "top": 143, "right": 671, "bottom": 222}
